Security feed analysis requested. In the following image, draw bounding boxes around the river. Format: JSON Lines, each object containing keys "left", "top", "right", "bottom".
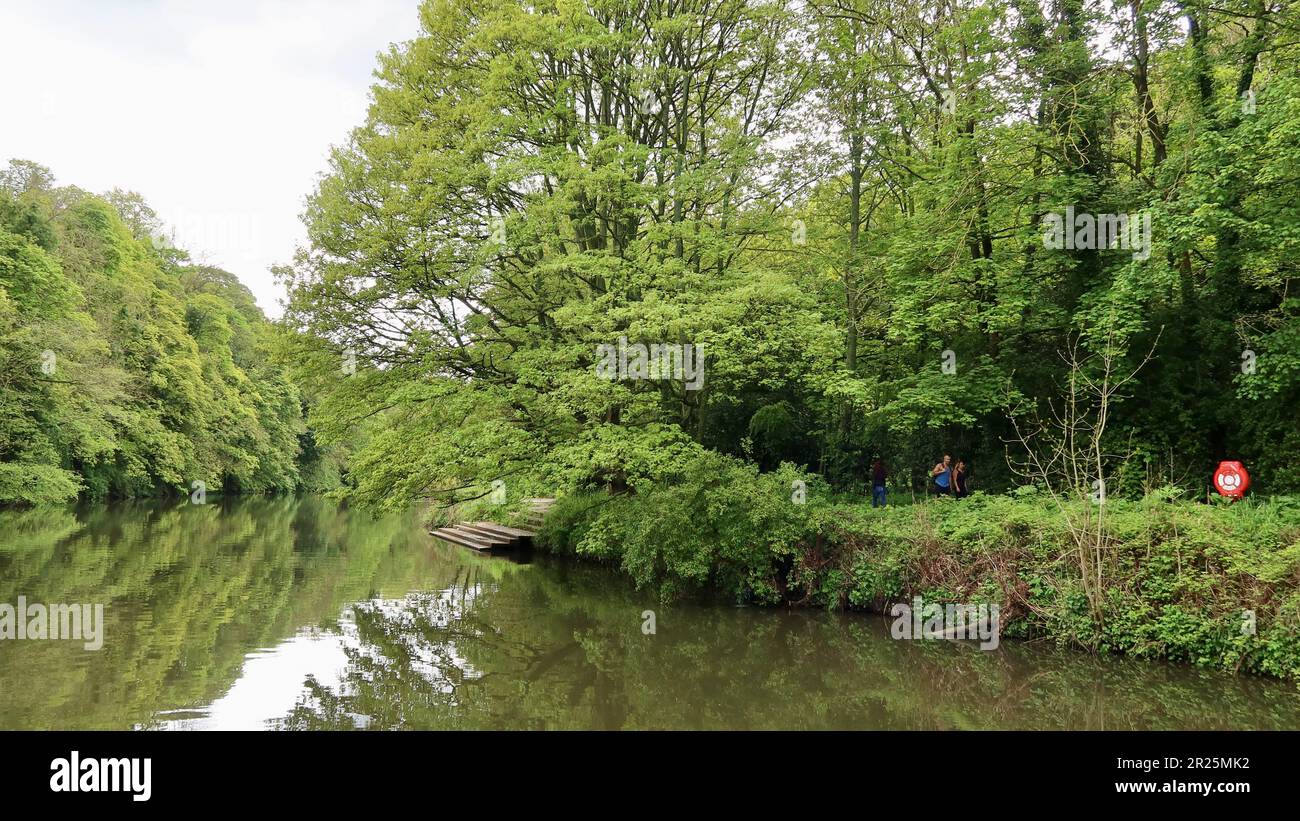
{"left": 0, "top": 496, "right": 1296, "bottom": 729}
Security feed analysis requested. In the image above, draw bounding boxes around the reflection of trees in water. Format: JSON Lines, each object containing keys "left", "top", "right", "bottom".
{"left": 277, "top": 563, "right": 594, "bottom": 730}
{"left": 3, "top": 499, "right": 1295, "bottom": 729}
{"left": 0, "top": 497, "right": 437, "bottom": 729}
{"left": 272, "top": 559, "right": 1300, "bottom": 730}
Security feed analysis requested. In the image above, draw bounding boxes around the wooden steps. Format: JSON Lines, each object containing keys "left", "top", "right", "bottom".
{"left": 463, "top": 522, "right": 534, "bottom": 539}
{"left": 429, "top": 525, "right": 509, "bottom": 552}
{"left": 429, "top": 501, "right": 555, "bottom": 553}
{"left": 519, "top": 497, "right": 555, "bottom": 530}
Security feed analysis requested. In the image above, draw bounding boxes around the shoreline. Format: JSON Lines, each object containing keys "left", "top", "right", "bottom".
{"left": 478, "top": 488, "right": 1300, "bottom": 685}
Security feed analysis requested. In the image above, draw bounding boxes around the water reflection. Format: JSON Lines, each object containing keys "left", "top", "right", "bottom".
{"left": 0, "top": 497, "right": 1296, "bottom": 730}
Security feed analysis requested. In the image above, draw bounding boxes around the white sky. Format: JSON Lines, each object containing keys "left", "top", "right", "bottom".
{"left": 0, "top": 0, "right": 424, "bottom": 318}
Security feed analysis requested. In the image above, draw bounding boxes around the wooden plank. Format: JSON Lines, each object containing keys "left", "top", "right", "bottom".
{"left": 456, "top": 524, "right": 520, "bottom": 543}
{"left": 475, "top": 521, "right": 535, "bottom": 537}
{"left": 468, "top": 522, "right": 535, "bottom": 538}
{"left": 429, "top": 528, "right": 497, "bottom": 552}
{"left": 445, "top": 525, "right": 511, "bottom": 545}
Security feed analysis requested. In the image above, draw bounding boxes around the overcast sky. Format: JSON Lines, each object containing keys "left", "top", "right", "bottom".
{"left": 0, "top": 0, "right": 423, "bottom": 317}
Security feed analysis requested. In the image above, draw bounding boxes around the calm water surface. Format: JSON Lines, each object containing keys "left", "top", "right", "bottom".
{"left": 0, "top": 496, "right": 1296, "bottom": 730}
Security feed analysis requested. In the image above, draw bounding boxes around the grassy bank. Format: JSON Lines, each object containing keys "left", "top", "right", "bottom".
{"left": 473, "top": 462, "right": 1300, "bottom": 683}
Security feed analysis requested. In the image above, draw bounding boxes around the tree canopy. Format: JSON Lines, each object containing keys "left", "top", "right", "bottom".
{"left": 279, "top": 0, "right": 1299, "bottom": 509}
{"left": 6, "top": 0, "right": 1297, "bottom": 510}
{"left": 0, "top": 161, "right": 308, "bottom": 505}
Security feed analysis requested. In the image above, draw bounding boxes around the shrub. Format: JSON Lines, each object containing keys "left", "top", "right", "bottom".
{"left": 542, "top": 453, "right": 821, "bottom": 601}
{"left": 0, "top": 463, "right": 83, "bottom": 507}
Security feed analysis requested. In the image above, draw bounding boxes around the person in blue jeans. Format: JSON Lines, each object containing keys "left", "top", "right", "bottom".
{"left": 930, "top": 454, "right": 953, "bottom": 496}
{"left": 871, "top": 458, "right": 888, "bottom": 507}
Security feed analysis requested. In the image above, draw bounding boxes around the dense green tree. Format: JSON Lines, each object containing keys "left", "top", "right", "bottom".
{"left": 0, "top": 161, "right": 309, "bottom": 505}
{"left": 281, "top": 0, "right": 1298, "bottom": 506}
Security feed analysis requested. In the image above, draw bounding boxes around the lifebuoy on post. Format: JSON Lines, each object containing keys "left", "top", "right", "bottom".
{"left": 1213, "top": 461, "right": 1250, "bottom": 499}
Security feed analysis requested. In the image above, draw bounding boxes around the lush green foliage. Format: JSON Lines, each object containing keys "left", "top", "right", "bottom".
{"left": 6, "top": 0, "right": 1294, "bottom": 689}
{"left": 536, "top": 454, "right": 816, "bottom": 599}
{"left": 272, "top": 0, "right": 1299, "bottom": 680}
{"left": 0, "top": 161, "right": 308, "bottom": 505}
{"left": 281, "top": 0, "right": 1300, "bottom": 508}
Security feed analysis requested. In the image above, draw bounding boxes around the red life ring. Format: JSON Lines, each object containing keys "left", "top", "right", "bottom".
{"left": 1213, "top": 461, "right": 1250, "bottom": 499}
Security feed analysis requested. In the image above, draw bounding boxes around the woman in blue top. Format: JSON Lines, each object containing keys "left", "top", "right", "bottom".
{"left": 931, "top": 454, "right": 952, "bottom": 496}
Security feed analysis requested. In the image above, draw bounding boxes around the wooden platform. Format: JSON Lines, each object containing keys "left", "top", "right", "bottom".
{"left": 429, "top": 498, "right": 556, "bottom": 553}
{"left": 430, "top": 521, "right": 531, "bottom": 552}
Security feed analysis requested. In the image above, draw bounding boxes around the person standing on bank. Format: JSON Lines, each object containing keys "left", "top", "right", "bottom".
{"left": 931, "top": 454, "right": 953, "bottom": 497}
{"left": 871, "top": 458, "right": 888, "bottom": 508}
{"left": 953, "top": 458, "right": 969, "bottom": 498}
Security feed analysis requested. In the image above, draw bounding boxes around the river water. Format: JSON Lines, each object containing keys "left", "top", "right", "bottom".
{"left": 0, "top": 496, "right": 1296, "bottom": 729}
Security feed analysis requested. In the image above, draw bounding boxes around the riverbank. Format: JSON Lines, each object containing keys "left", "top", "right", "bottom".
{"left": 476, "top": 471, "right": 1300, "bottom": 683}
{"left": 7, "top": 495, "right": 1298, "bottom": 729}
